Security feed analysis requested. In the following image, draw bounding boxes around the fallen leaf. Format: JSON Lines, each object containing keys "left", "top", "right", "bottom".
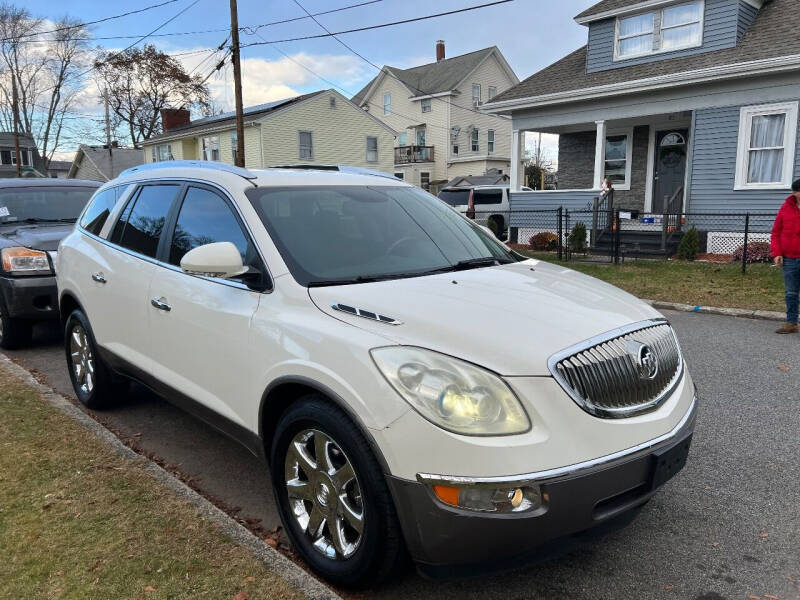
{"left": 760, "top": 532, "right": 769, "bottom": 538}
{"left": 748, "top": 595, "right": 761, "bottom": 600}
{"left": 778, "top": 365, "right": 790, "bottom": 372}
{"left": 264, "top": 537, "right": 278, "bottom": 548}
{"left": 56, "top": 571, "right": 64, "bottom": 577}
{"left": 664, "top": 584, "right": 675, "bottom": 590}
{"left": 233, "top": 592, "right": 248, "bottom": 600}
{"left": 712, "top": 542, "right": 720, "bottom": 547}
{"left": 144, "top": 586, "right": 157, "bottom": 593}
{"left": 764, "top": 595, "right": 779, "bottom": 599}
{"left": 244, "top": 576, "right": 255, "bottom": 583}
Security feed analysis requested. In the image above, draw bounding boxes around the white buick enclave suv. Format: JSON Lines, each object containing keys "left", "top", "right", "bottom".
{"left": 57, "top": 161, "right": 696, "bottom": 587}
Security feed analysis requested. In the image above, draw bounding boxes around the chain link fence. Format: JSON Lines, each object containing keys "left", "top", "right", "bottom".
{"left": 471, "top": 208, "right": 778, "bottom": 273}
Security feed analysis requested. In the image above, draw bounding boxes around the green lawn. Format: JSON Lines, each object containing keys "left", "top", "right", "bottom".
{"left": 517, "top": 251, "right": 785, "bottom": 313}
{"left": 0, "top": 371, "right": 304, "bottom": 600}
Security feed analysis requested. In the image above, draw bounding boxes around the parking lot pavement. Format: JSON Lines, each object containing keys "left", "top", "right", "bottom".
{"left": 6, "top": 309, "right": 800, "bottom": 600}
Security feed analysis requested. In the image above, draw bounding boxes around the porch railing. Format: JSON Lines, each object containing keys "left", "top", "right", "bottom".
{"left": 394, "top": 145, "right": 434, "bottom": 164}
{"left": 591, "top": 189, "right": 614, "bottom": 248}
{"left": 661, "top": 186, "right": 684, "bottom": 250}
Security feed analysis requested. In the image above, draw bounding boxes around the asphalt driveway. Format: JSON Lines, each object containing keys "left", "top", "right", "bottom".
{"left": 5, "top": 309, "right": 799, "bottom": 600}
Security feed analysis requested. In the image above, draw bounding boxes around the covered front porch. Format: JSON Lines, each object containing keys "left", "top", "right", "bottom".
{"left": 509, "top": 110, "right": 695, "bottom": 217}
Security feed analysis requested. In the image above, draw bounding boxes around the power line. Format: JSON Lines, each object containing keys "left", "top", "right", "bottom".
{"left": 5, "top": 0, "right": 386, "bottom": 44}
{"left": 0, "top": 0, "right": 181, "bottom": 42}
{"left": 241, "top": 1, "right": 513, "bottom": 48}
{"left": 289, "top": 0, "right": 510, "bottom": 121}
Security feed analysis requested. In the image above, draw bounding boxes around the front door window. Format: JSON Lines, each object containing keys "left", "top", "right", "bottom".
{"left": 654, "top": 129, "right": 689, "bottom": 213}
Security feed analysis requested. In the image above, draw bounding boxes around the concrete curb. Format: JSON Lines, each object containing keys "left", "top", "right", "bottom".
{"left": 643, "top": 299, "right": 785, "bottom": 322}
{"left": 0, "top": 354, "right": 342, "bottom": 600}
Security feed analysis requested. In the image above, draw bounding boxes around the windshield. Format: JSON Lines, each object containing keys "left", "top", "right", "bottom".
{"left": 246, "top": 185, "right": 516, "bottom": 286}
{"left": 437, "top": 188, "right": 470, "bottom": 207}
{"left": 0, "top": 186, "right": 97, "bottom": 224}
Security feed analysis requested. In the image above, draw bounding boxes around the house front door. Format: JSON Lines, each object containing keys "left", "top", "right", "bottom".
{"left": 653, "top": 129, "right": 689, "bottom": 213}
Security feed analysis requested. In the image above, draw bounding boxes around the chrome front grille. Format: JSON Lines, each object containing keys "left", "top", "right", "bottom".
{"left": 549, "top": 320, "right": 683, "bottom": 419}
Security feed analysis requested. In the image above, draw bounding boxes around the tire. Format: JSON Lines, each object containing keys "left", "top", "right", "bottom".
{"left": 64, "top": 309, "right": 127, "bottom": 409}
{"left": 0, "top": 297, "right": 32, "bottom": 349}
{"left": 271, "top": 396, "right": 405, "bottom": 587}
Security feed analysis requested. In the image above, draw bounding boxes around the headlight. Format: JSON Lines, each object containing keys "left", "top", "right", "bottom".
{"left": 371, "top": 346, "right": 530, "bottom": 436}
{"left": 1, "top": 247, "right": 52, "bottom": 274}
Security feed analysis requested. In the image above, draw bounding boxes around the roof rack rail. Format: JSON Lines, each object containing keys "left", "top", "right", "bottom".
{"left": 119, "top": 160, "right": 257, "bottom": 180}
{"left": 267, "top": 164, "right": 398, "bottom": 181}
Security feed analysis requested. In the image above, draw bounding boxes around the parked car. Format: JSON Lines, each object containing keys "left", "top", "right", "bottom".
{"left": 0, "top": 178, "right": 101, "bottom": 348}
{"left": 57, "top": 162, "right": 695, "bottom": 587}
{"left": 437, "top": 184, "right": 533, "bottom": 238}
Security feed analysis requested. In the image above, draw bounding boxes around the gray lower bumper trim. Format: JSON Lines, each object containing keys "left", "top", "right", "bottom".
{"left": 417, "top": 395, "right": 697, "bottom": 487}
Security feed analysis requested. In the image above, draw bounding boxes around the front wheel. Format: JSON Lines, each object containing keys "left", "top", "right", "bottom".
{"left": 64, "top": 310, "right": 127, "bottom": 409}
{"left": 271, "top": 396, "right": 404, "bottom": 587}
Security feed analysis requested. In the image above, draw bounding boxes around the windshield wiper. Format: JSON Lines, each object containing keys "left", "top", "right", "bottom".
{"left": 451, "top": 257, "right": 514, "bottom": 271}
{"left": 307, "top": 276, "right": 384, "bottom": 288}
{"left": 22, "top": 217, "right": 77, "bottom": 224}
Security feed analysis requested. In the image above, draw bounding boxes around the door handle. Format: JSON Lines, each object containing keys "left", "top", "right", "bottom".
{"left": 150, "top": 297, "right": 171, "bottom": 312}
{"left": 91, "top": 272, "right": 106, "bottom": 284}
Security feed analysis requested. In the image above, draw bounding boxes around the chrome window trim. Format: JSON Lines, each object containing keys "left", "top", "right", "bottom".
{"left": 547, "top": 317, "right": 684, "bottom": 419}
{"left": 417, "top": 394, "right": 696, "bottom": 488}
{"left": 78, "top": 176, "right": 274, "bottom": 294}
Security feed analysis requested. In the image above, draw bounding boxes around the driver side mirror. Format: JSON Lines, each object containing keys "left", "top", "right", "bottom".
{"left": 180, "top": 242, "right": 248, "bottom": 279}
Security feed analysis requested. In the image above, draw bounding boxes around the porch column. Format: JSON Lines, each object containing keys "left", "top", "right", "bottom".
{"left": 510, "top": 129, "right": 524, "bottom": 191}
{"left": 593, "top": 120, "right": 607, "bottom": 189}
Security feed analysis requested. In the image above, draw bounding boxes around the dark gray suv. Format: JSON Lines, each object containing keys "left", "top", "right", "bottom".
{"left": 0, "top": 178, "right": 100, "bottom": 348}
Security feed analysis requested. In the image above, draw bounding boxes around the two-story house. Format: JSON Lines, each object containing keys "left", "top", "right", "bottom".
{"left": 141, "top": 89, "right": 396, "bottom": 172}
{"left": 0, "top": 133, "right": 46, "bottom": 178}
{"left": 352, "top": 42, "right": 519, "bottom": 193}
{"left": 485, "top": 0, "right": 800, "bottom": 252}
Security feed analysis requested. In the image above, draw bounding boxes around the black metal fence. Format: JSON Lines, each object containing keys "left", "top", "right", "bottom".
{"left": 471, "top": 208, "right": 778, "bottom": 273}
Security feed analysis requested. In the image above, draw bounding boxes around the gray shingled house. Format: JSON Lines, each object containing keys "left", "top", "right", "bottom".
{"left": 68, "top": 144, "right": 143, "bottom": 182}
{"left": 484, "top": 0, "right": 798, "bottom": 252}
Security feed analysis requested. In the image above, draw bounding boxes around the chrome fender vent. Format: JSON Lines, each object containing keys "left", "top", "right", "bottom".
{"left": 331, "top": 303, "right": 402, "bottom": 325}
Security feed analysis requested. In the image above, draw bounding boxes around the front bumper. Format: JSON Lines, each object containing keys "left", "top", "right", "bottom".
{"left": 388, "top": 396, "right": 696, "bottom": 571}
{"left": 0, "top": 274, "right": 58, "bottom": 320}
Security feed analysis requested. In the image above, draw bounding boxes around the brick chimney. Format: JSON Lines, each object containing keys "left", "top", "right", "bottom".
{"left": 436, "top": 40, "right": 445, "bottom": 62}
{"left": 160, "top": 108, "right": 191, "bottom": 132}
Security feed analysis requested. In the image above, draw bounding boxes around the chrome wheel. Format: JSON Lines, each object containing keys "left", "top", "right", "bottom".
{"left": 69, "top": 324, "right": 95, "bottom": 394}
{"left": 284, "top": 429, "right": 364, "bottom": 560}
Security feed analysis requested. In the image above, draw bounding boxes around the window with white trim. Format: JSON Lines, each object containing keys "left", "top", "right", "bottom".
{"left": 735, "top": 102, "right": 799, "bottom": 190}
{"left": 420, "top": 171, "right": 430, "bottom": 191}
{"left": 202, "top": 135, "right": 220, "bottom": 161}
{"left": 366, "top": 136, "right": 378, "bottom": 163}
{"left": 488, "top": 86, "right": 497, "bottom": 100}
{"left": 472, "top": 84, "right": 481, "bottom": 105}
{"left": 487, "top": 129, "right": 495, "bottom": 153}
{"left": 397, "top": 132, "right": 407, "bottom": 146}
{"left": 471, "top": 128, "right": 479, "bottom": 152}
{"left": 299, "top": 131, "right": 313, "bottom": 160}
{"left": 231, "top": 132, "right": 239, "bottom": 164}
{"left": 421, "top": 98, "right": 431, "bottom": 113}
{"left": 383, "top": 92, "right": 391, "bottom": 115}
{"left": 615, "top": 0, "right": 703, "bottom": 60}
{"left": 604, "top": 131, "right": 633, "bottom": 189}
{"left": 152, "top": 144, "right": 173, "bottom": 162}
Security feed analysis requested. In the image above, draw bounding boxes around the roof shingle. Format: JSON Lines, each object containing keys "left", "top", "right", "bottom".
{"left": 489, "top": 0, "right": 795, "bottom": 105}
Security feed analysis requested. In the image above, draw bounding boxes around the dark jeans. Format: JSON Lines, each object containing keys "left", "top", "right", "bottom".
{"left": 783, "top": 258, "right": 800, "bottom": 324}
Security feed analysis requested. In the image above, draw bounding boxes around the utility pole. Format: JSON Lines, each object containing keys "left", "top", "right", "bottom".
{"left": 104, "top": 91, "right": 114, "bottom": 178}
{"left": 12, "top": 74, "right": 21, "bottom": 178}
{"left": 229, "top": 0, "right": 245, "bottom": 167}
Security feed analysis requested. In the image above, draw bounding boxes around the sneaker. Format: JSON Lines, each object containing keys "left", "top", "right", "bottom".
{"left": 776, "top": 323, "right": 799, "bottom": 334}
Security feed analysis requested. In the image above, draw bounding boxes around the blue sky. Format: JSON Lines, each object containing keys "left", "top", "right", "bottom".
{"left": 29, "top": 0, "right": 597, "bottom": 155}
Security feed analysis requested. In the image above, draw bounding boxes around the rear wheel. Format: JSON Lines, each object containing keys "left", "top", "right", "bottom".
{"left": 271, "top": 396, "right": 404, "bottom": 587}
{"left": 0, "top": 298, "right": 32, "bottom": 349}
{"left": 64, "top": 309, "right": 127, "bottom": 409}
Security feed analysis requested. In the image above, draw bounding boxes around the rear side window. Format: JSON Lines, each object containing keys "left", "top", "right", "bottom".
{"left": 168, "top": 186, "right": 251, "bottom": 267}
{"left": 111, "top": 184, "right": 179, "bottom": 258}
{"left": 473, "top": 189, "right": 503, "bottom": 205}
{"left": 437, "top": 188, "right": 470, "bottom": 207}
{"left": 80, "top": 186, "right": 129, "bottom": 235}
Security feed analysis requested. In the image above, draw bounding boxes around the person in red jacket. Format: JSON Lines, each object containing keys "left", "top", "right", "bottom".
{"left": 771, "top": 179, "right": 800, "bottom": 333}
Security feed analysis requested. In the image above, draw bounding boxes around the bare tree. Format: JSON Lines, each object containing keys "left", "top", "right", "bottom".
{"left": 94, "top": 45, "right": 210, "bottom": 146}
{"left": 0, "top": 4, "right": 91, "bottom": 168}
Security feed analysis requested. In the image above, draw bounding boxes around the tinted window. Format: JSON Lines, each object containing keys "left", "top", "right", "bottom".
{"left": 81, "top": 188, "right": 117, "bottom": 235}
{"left": 0, "top": 186, "right": 97, "bottom": 224}
{"left": 113, "top": 184, "right": 178, "bottom": 258}
{"left": 437, "top": 188, "right": 470, "bottom": 207}
{"left": 169, "top": 186, "right": 251, "bottom": 267}
{"left": 473, "top": 189, "right": 503, "bottom": 205}
{"left": 246, "top": 185, "right": 513, "bottom": 286}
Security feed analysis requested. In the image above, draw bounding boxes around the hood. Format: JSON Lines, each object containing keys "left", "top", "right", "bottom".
{"left": 308, "top": 259, "right": 662, "bottom": 376}
{"left": 0, "top": 223, "right": 74, "bottom": 251}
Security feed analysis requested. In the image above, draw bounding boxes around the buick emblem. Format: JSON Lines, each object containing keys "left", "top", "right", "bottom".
{"left": 628, "top": 341, "right": 658, "bottom": 380}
